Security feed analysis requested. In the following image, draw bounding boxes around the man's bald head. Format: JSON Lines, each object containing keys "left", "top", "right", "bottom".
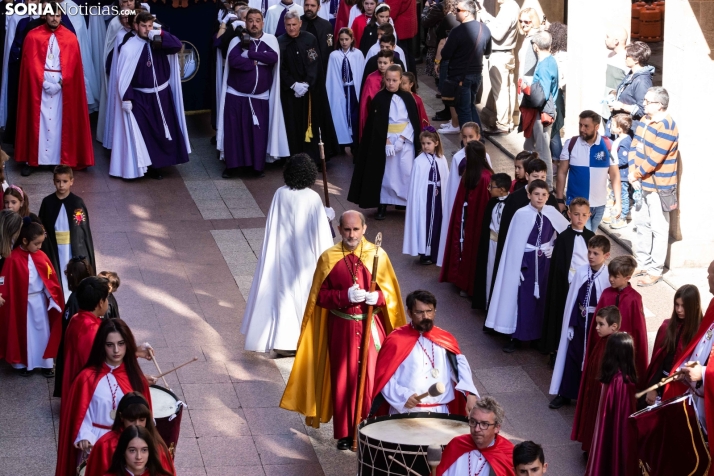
{"left": 708, "top": 260, "right": 714, "bottom": 295}
{"left": 339, "top": 210, "right": 365, "bottom": 228}
{"left": 605, "top": 26, "right": 628, "bottom": 53}
{"left": 338, "top": 211, "right": 367, "bottom": 251}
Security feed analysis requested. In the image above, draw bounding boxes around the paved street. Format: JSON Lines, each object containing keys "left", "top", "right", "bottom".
{"left": 0, "top": 78, "right": 687, "bottom": 475}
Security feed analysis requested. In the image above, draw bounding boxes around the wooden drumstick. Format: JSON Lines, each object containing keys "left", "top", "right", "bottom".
{"left": 416, "top": 382, "right": 446, "bottom": 402}
{"left": 155, "top": 357, "right": 199, "bottom": 379}
{"left": 635, "top": 362, "right": 697, "bottom": 399}
{"left": 387, "top": 455, "right": 422, "bottom": 476}
{"left": 148, "top": 348, "right": 170, "bottom": 389}
{"left": 427, "top": 445, "right": 442, "bottom": 476}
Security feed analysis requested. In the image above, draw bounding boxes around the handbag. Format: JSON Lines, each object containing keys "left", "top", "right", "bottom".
{"left": 653, "top": 174, "right": 678, "bottom": 212}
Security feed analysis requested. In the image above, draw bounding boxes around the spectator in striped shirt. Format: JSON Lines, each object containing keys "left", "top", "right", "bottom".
{"left": 628, "top": 86, "right": 679, "bottom": 287}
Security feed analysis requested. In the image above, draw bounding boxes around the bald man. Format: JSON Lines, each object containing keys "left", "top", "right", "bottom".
{"left": 603, "top": 26, "right": 628, "bottom": 121}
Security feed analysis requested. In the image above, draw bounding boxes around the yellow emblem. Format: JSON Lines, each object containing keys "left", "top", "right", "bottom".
{"left": 47, "top": 264, "right": 53, "bottom": 279}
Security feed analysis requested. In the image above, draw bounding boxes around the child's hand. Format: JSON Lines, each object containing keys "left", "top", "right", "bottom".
{"left": 145, "top": 375, "right": 158, "bottom": 385}
{"left": 136, "top": 342, "right": 154, "bottom": 360}
{"left": 0, "top": 293, "right": 4, "bottom": 307}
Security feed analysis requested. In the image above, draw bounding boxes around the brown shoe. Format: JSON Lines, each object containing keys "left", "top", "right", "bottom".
{"left": 637, "top": 274, "right": 662, "bottom": 287}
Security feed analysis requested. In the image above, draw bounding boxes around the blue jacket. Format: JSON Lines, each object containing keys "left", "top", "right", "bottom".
{"left": 616, "top": 65, "right": 655, "bottom": 120}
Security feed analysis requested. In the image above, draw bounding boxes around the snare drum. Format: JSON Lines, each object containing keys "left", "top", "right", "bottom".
{"left": 150, "top": 385, "right": 184, "bottom": 460}
{"left": 358, "top": 412, "right": 469, "bottom": 475}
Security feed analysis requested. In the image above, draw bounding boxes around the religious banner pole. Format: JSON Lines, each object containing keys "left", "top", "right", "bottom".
{"left": 319, "top": 128, "right": 335, "bottom": 237}
{"left": 351, "top": 232, "right": 382, "bottom": 452}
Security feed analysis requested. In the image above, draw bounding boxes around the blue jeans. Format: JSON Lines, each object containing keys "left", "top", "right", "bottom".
{"left": 620, "top": 180, "right": 631, "bottom": 218}
{"left": 586, "top": 205, "right": 606, "bottom": 232}
{"left": 453, "top": 74, "right": 483, "bottom": 129}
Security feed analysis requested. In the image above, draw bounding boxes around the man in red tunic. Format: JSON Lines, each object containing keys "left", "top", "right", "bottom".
{"left": 280, "top": 210, "right": 405, "bottom": 450}
{"left": 436, "top": 396, "right": 515, "bottom": 476}
{"left": 15, "top": 2, "right": 94, "bottom": 177}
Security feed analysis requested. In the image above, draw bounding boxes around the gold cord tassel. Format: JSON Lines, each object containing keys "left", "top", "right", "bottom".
{"left": 305, "top": 92, "right": 313, "bottom": 142}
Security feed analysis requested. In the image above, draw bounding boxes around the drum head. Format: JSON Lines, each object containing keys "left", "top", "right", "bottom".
{"left": 150, "top": 385, "right": 179, "bottom": 418}
{"left": 360, "top": 412, "right": 469, "bottom": 446}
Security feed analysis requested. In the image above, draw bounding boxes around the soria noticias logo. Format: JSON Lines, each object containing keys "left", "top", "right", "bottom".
{"left": 5, "top": 3, "right": 135, "bottom": 16}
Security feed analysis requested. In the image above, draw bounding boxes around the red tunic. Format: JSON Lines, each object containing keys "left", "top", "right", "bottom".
{"left": 0, "top": 247, "right": 64, "bottom": 366}
{"left": 384, "top": 0, "right": 417, "bottom": 40}
{"left": 334, "top": 0, "right": 352, "bottom": 41}
{"left": 439, "top": 169, "right": 492, "bottom": 294}
{"left": 351, "top": 14, "right": 371, "bottom": 49}
{"left": 61, "top": 310, "right": 102, "bottom": 402}
{"left": 86, "top": 429, "right": 176, "bottom": 476}
{"left": 412, "top": 93, "right": 429, "bottom": 129}
{"left": 56, "top": 364, "right": 152, "bottom": 476}
{"left": 359, "top": 71, "right": 383, "bottom": 140}
{"left": 571, "top": 334, "right": 609, "bottom": 451}
{"left": 14, "top": 24, "right": 94, "bottom": 168}
{"left": 317, "top": 253, "right": 386, "bottom": 440}
{"left": 436, "top": 434, "right": 515, "bottom": 476}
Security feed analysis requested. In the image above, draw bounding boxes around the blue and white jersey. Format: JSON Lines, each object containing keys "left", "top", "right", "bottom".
{"left": 560, "top": 135, "right": 611, "bottom": 207}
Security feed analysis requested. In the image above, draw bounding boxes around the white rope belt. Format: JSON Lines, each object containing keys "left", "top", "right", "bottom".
{"left": 146, "top": 45, "right": 171, "bottom": 140}
{"left": 522, "top": 242, "right": 553, "bottom": 298}
{"left": 134, "top": 81, "right": 169, "bottom": 94}
{"left": 227, "top": 86, "right": 268, "bottom": 127}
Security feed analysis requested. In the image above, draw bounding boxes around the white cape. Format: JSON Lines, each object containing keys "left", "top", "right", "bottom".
{"left": 549, "top": 263, "right": 609, "bottom": 395}
{"left": 96, "top": 17, "right": 125, "bottom": 146}
{"left": 110, "top": 34, "right": 191, "bottom": 179}
{"left": 88, "top": 13, "right": 108, "bottom": 112}
{"left": 403, "top": 152, "right": 449, "bottom": 256}
{"left": 485, "top": 204, "right": 569, "bottom": 334}
{"left": 61, "top": 0, "right": 99, "bottom": 110}
{"left": 264, "top": 3, "right": 304, "bottom": 35}
{"left": 241, "top": 186, "right": 333, "bottom": 352}
{"left": 249, "top": 0, "right": 304, "bottom": 14}
{"left": 217, "top": 34, "right": 289, "bottom": 161}
{"left": 0, "top": 13, "right": 28, "bottom": 127}
{"left": 347, "top": 4, "right": 359, "bottom": 27}
{"left": 325, "top": 48, "right": 364, "bottom": 145}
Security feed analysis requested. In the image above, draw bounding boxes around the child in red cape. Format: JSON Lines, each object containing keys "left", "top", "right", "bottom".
{"left": 103, "top": 426, "right": 172, "bottom": 476}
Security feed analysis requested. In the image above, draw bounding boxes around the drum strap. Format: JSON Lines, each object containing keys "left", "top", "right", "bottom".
{"left": 92, "top": 423, "right": 112, "bottom": 430}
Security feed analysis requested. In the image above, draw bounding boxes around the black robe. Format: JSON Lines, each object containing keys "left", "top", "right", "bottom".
{"left": 106, "top": 293, "right": 120, "bottom": 319}
{"left": 487, "top": 186, "right": 559, "bottom": 306}
{"left": 538, "top": 226, "right": 594, "bottom": 354}
{"left": 360, "top": 54, "right": 405, "bottom": 93}
{"left": 359, "top": 21, "right": 379, "bottom": 56}
{"left": 301, "top": 14, "right": 333, "bottom": 74}
{"left": 347, "top": 88, "right": 421, "bottom": 209}
{"left": 471, "top": 197, "right": 505, "bottom": 311}
{"left": 38, "top": 192, "right": 96, "bottom": 284}
{"left": 52, "top": 291, "right": 80, "bottom": 397}
{"left": 278, "top": 31, "right": 339, "bottom": 162}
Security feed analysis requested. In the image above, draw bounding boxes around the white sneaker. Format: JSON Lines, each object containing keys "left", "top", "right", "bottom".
{"left": 439, "top": 122, "right": 452, "bottom": 128}
{"left": 440, "top": 123, "right": 461, "bottom": 134}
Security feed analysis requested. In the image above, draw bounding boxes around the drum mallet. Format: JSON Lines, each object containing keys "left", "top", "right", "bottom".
{"left": 415, "top": 382, "right": 446, "bottom": 402}
{"left": 148, "top": 348, "right": 170, "bottom": 389}
{"left": 427, "top": 445, "right": 442, "bottom": 476}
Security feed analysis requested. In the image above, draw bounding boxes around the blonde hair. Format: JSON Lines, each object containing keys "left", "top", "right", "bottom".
{"left": 517, "top": 7, "right": 541, "bottom": 35}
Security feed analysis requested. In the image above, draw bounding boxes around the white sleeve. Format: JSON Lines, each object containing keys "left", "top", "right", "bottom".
{"left": 382, "top": 374, "right": 415, "bottom": 413}
{"left": 453, "top": 354, "right": 479, "bottom": 398}
{"left": 559, "top": 139, "right": 571, "bottom": 162}
{"left": 74, "top": 408, "right": 98, "bottom": 446}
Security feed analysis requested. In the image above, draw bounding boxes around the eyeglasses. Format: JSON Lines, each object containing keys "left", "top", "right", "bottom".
{"left": 519, "top": 19, "right": 532, "bottom": 24}
{"left": 454, "top": 8, "right": 467, "bottom": 13}
{"left": 643, "top": 99, "right": 660, "bottom": 105}
{"left": 412, "top": 309, "right": 436, "bottom": 317}
{"left": 468, "top": 419, "right": 497, "bottom": 430}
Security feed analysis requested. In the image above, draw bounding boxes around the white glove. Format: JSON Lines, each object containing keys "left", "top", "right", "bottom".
{"left": 365, "top": 291, "right": 379, "bottom": 305}
{"left": 232, "top": 20, "right": 245, "bottom": 30}
{"left": 543, "top": 246, "right": 553, "bottom": 259}
{"left": 122, "top": 100, "right": 133, "bottom": 112}
{"left": 348, "top": 283, "right": 366, "bottom": 303}
{"left": 217, "top": 9, "right": 227, "bottom": 21}
{"left": 43, "top": 80, "right": 61, "bottom": 95}
{"left": 291, "top": 82, "right": 308, "bottom": 97}
{"left": 224, "top": 13, "right": 238, "bottom": 23}
{"left": 567, "top": 327, "right": 574, "bottom": 341}
{"left": 385, "top": 144, "right": 396, "bottom": 156}
{"left": 148, "top": 29, "right": 161, "bottom": 41}
{"left": 297, "top": 82, "right": 309, "bottom": 97}
{"left": 324, "top": 207, "right": 335, "bottom": 221}
{"left": 394, "top": 137, "right": 405, "bottom": 152}
{"left": 241, "top": 49, "right": 249, "bottom": 58}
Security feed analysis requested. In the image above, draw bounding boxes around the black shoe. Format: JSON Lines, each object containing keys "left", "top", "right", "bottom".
{"left": 395, "top": 205, "right": 406, "bottom": 211}
{"left": 253, "top": 169, "right": 265, "bottom": 178}
{"left": 210, "top": 135, "right": 217, "bottom": 145}
{"left": 41, "top": 368, "right": 55, "bottom": 378}
{"left": 431, "top": 109, "right": 450, "bottom": 121}
{"left": 549, "top": 395, "right": 571, "bottom": 409}
{"left": 336, "top": 438, "right": 351, "bottom": 450}
{"left": 376, "top": 205, "right": 387, "bottom": 221}
{"left": 503, "top": 340, "right": 518, "bottom": 353}
{"left": 20, "top": 164, "right": 34, "bottom": 176}
{"left": 418, "top": 255, "right": 434, "bottom": 266}
{"left": 147, "top": 167, "right": 163, "bottom": 180}
{"left": 546, "top": 353, "right": 556, "bottom": 368}
{"left": 482, "top": 324, "right": 496, "bottom": 335}
{"left": 15, "top": 368, "right": 32, "bottom": 377}
{"left": 222, "top": 167, "right": 234, "bottom": 179}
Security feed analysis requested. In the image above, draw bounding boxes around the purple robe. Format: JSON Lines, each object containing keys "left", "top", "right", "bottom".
{"left": 121, "top": 32, "right": 189, "bottom": 169}
{"left": 559, "top": 277, "right": 598, "bottom": 399}
{"left": 424, "top": 155, "right": 443, "bottom": 262}
{"left": 223, "top": 39, "right": 278, "bottom": 171}
{"left": 274, "top": 7, "right": 290, "bottom": 37}
{"left": 512, "top": 213, "right": 555, "bottom": 341}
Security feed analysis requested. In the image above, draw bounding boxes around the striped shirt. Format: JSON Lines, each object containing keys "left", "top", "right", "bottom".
{"left": 628, "top": 113, "right": 679, "bottom": 191}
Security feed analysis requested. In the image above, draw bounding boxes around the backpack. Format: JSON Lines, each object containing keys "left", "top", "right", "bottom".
{"left": 567, "top": 135, "right": 612, "bottom": 159}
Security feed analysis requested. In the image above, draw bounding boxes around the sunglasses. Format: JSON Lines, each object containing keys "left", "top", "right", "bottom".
{"left": 455, "top": 8, "right": 467, "bottom": 12}
{"left": 519, "top": 19, "right": 532, "bottom": 24}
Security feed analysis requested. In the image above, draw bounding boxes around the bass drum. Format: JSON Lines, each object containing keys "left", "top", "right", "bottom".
{"left": 150, "top": 385, "right": 185, "bottom": 460}
{"left": 358, "top": 412, "right": 469, "bottom": 475}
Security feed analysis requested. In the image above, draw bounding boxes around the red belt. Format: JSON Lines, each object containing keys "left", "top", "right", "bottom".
{"left": 92, "top": 423, "right": 112, "bottom": 430}
{"left": 44, "top": 69, "right": 61, "bottom": 73}
{"left": 416, "top": 402, "right": 443, "bottom": 408}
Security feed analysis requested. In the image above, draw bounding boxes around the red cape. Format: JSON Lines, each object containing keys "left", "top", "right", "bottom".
{"left": 584, "top": 372, "right": 637, "bottom": 476}
{"left": 412, "top": 93, "right": 430, "bottom": 130}
{"left": 587, "top": 285, "right": 648, "bottom": 386}
{"left": 56, "top": 364, "right": 152, "bottom": 476}
{"left": 61, "top": 310, "right": 102, "bottom": 402}
{"left": 439, "top": 169, "right": 492, "bottom": 294}
{"left": 436, "top": 434, "right": 515, "bottom": 476}
{"left": 368, "top": 324, "right": 465, "bottom": 417}
{"left": 15, "top": 24, "right": 94, "bottom": 168}
{"left": 85, "top": 429, "right": 176, "bottom": 476}
{"left": 359, "top": 71, "right": 382, "bottom": 139}
{"left": 645, "top": 318, "right": 686, "bottom": 389}
{"left": 334, "top": 0, "right": 351, "bottom": 40}
{"left": 0, "top": 248, "right": 64, "bottom": 365}
{"left": 663, "top": 300, "right": 714, "bottom": 401}
{"left": 571, "top": 334, "right": 608, "bottom": 451}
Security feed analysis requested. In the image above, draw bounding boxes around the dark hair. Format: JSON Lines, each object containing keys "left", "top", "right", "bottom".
{"left": 587, "top": 235, "right": 611, "bottom": 254}
{"left": 599, "top": 332, "right": 638, "bottom": 384}
{"left": 568, "top": 196, "right": 590, "bottom": 210}
{"left": 547, "top": 21, "right": 567, "bottom": 54}
{"left": 3, "top": 186, "right": 30, "bottom": 217}
{"left": 524, "top": 158, "right": 547, "bottom": 175}
{"left": 513, "top": 441, "right": 545, "bottom": 467}
{"left": 110, "top": 391, "right": 170, "bottom": 462}
{"left": 0, "top": 210, "right": 23, "bottom": 258}
{"left": 245, "top": 7, "right": 262, "bottom": 21}
{"left": 403, "top": 72, "right": 418, "bottom": 93}
{"left": 578, "top": 110, "right": 602, "bottom": 126}
{"left": 85, "top": 319, "right": 146, "bottom": 395}
{"left": 463, "top": 141, "right": 493, "bottom": 191}
{"left": 377, "top": 49, "right": 395, "bottom": 61}
{"left": 625, "top": 41, "right": 651, "bottom": 66}
{"left": 514, "top": 150, "right": 537, "bottom": 164}
{"left": 338, "top": 27, "right": 354, "bottom": 45}
{"left": 67, "top": 258, "right": 96, "bottom": 293}
{"left": 377, "top": 23, "right": 394, "bottom": 35}
{"left": 611, "top": 113, "right": 632, "bottom": 133}
{"left": 76, "top": 276, "right": 110, "bottom": 311}
{"left": 98, "top": 270, "right": 121, "bottom": 292}
{"left": 596, "top": 305, "right": 621, "bottom": 326}
{"left": 283, "top": 154, "right": 318, "bottom": 190}
{"left": 135, "top": 10, "right": 154, "bottom": 24}
{"left": 489, "top": 173, "right": 511, "bottom": 192}
{"left": 15, "top": 221, "right": 45, "bottom": 249}
{"left": 406, "top": 290, "right": 437, "bottom": 311}
{"left": 44, "top": 1, "right": 61, "bottom": 14}
{"left": 663, "top": 285, "right": 702, "bottom": 356}
{"left": 380, "top": 33, "right": 396, "bottom": 46}
{"left": 419, "top": 129, "right": 444, "bottom": 158}
{"left": 106, "top": 426, "right": 172, "bottom": 476}
{"left": 526, "top": 179, "right": 548, "bottom": 194}
{"left": 608, "top": 255, "right": 637, "bottom": 278}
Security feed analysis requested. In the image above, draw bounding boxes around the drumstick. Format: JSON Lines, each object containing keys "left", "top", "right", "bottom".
{"left": 148, "top": 348, "right": 170, "bottom": 389}
{"left": 427, "top": 445, "right": 442, "bottom": 476}
{"left": 387, "top": 455, "right": 422, "bottom": 476}
{"left": 635, "top": 362, "right": 696, "bottom": 399}
{"left": 416, "top": 382, "right": 446, "bottom": 402}
{"left": 154, "top": 357, "right": 199, "bottom": 379}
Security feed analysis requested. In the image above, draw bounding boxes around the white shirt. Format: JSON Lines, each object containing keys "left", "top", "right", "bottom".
{"left": 75, "top": 364, "right": 125, "bottom": 446}
{"left": 569, "top": 231, "right": 588, "bottom": 283}
{"left": 677, "top": 323, "right": 714, "bottom": 432}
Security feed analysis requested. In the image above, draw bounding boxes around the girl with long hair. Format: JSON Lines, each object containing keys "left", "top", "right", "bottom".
{"left": 3, "top": 185, "right": 30, "bottom": 217}
{"left": 105, "top": 426, "right": 173, "bottom": 476}
{"left": 326, "top": 28, "right": 365, "bottom": 148}
{"left": 401, "top": 72, "right": 429, "bottom": 128}
{"left": 0, "top": 209, "right": 22, "bottom": 269}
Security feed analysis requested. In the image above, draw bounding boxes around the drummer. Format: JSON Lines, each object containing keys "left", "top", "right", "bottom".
{"left": 84, "top": 392, "right": 175, "bottom": 476}
{"left": 55, "top": 319, "right": 158, "bottom": 476}
{"left": 436, "top": 397, "right": 515, "bottom": 476}
{"left": 369, "top": 290, "right": 479, "bottom": 416}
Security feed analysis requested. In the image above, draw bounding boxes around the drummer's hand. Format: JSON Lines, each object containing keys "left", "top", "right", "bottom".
{"left": 145, "top": 375, "right": 158, "bottom": 385}
{"left": 136, "top": 342, "right": 153, "bottom": 360}
{"left": 75, "top": 440, "right": 93, "bottom": 451}
{"left": 645, "top": 390, "right": 658, "bottom": 406}
{"left": 404, "top": 394, "right": 419, "bottom": 409}
{"left": 681, "top": 362, "right": 704, "bottom": 382}
{"left": 465, "top": 394, "right": 478, "bottom": 415}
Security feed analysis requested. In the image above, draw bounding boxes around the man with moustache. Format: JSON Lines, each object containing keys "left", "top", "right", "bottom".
{"left": 300, "top": 0, "right": 332, "bottom": 74}
{"left": 369, "top": 289, "right": 479, "bottom": 416}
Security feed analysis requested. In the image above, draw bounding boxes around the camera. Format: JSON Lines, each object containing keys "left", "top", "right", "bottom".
{"left": 235, "top": 24, "right": 251, "bottom": 48}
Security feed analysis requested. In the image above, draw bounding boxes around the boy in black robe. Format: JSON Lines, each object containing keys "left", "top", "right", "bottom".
{"left": 38, "top": 165, "right": 95, "bottom": 302}
{"left": 98, "top": 270, "right": 121, "bottom": 319}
